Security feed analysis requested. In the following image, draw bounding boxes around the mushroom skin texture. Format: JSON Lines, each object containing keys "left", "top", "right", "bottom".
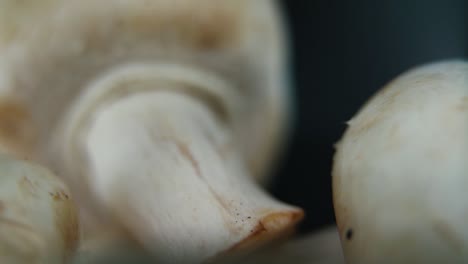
{"left": 333, "top": 60, "right": 468, "bottom": 263}
{"left": 0, "top": 154, "right": 79, "bottom": 264}
{"left": 0, "top": 0, "right": 302, "bottom": 263}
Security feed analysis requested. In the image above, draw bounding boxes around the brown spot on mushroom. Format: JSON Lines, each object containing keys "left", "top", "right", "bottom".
{"left": 19, "top": 176, "right": 38, "bottom": 196}
{"left": 52, "top": 190, "right": 79, "bottom": 260}
{"left": 175, "top": 141, "right": 241, "bottom": 223}
{"left": 226, "top": 210, "right": 304, "bottom": 253}
{"left": 49, "top": 190, "right": 70, "bottom": 201}
{"left": 176, "top": 141, "right": 236, "bottom": 228}
{"left": 346, "top": 228, "right": 353, "bottom": 241}
{"left": 176, "top": 142, "right": 202, "bottom": 178}
{"left": 206, "top": 211, "right": 303, "bottom": 263}
{"left": 0, "top": 99, "right": 36, "bottom": 157}
{"left": 433, "top": 220, "right": 463, "bottom": 253}
{"left": 121, "top": 1, "right": 244, "bottom": 50}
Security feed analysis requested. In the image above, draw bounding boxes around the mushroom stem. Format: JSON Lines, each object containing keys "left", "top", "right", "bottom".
{"left": 58, "top": 79, "right": 302, "bottom": 263}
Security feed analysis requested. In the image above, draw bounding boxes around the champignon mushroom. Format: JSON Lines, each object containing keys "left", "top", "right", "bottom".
{"left": 333, "top": 60, "right": 468, "bottom": 263}
{"left": 0, "top": 154, "right": 79, "bottom": 264}
{"left": 0, "top": 0, "right": 303, "bottom": 263}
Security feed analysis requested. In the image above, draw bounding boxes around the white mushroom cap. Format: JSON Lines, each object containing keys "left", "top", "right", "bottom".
{"left": 0, "top": 155, "right": 79, "bottom": 264}
{"left": 333, "top": 60, "right": 468, "bottom": 263}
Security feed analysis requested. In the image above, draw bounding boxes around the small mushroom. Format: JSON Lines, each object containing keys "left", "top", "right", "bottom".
{"left": 0, "top": 154, "right": 79, "bottom": 264}
{"left": 333, "top": 60, "right": 468, "bottom": 263}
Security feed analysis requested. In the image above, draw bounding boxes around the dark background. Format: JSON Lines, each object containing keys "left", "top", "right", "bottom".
{"left": 272, "top": 0, "right": 467, "bottom": 234}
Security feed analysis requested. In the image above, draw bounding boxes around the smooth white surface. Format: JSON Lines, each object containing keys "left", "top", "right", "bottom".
{"left": 334, "top": 61, "right": 468, "bottom": 263}
{"left": 84, "top": 91, "right": 301, "bottom": 263}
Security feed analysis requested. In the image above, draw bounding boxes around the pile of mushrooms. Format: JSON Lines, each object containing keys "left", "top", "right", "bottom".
{"left": 1, "top": 0, "right": 464, "bottom": 263}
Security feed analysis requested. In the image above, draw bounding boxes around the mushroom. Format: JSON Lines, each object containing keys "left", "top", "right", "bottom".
{"left": 0, "top": 0, "right": 303, "bottom": 262}
{"left": 0, "top": 154, "right": 79, "bottom": 264}
{"left": 333, "top": 60, "right": 468, "bottom": 263}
